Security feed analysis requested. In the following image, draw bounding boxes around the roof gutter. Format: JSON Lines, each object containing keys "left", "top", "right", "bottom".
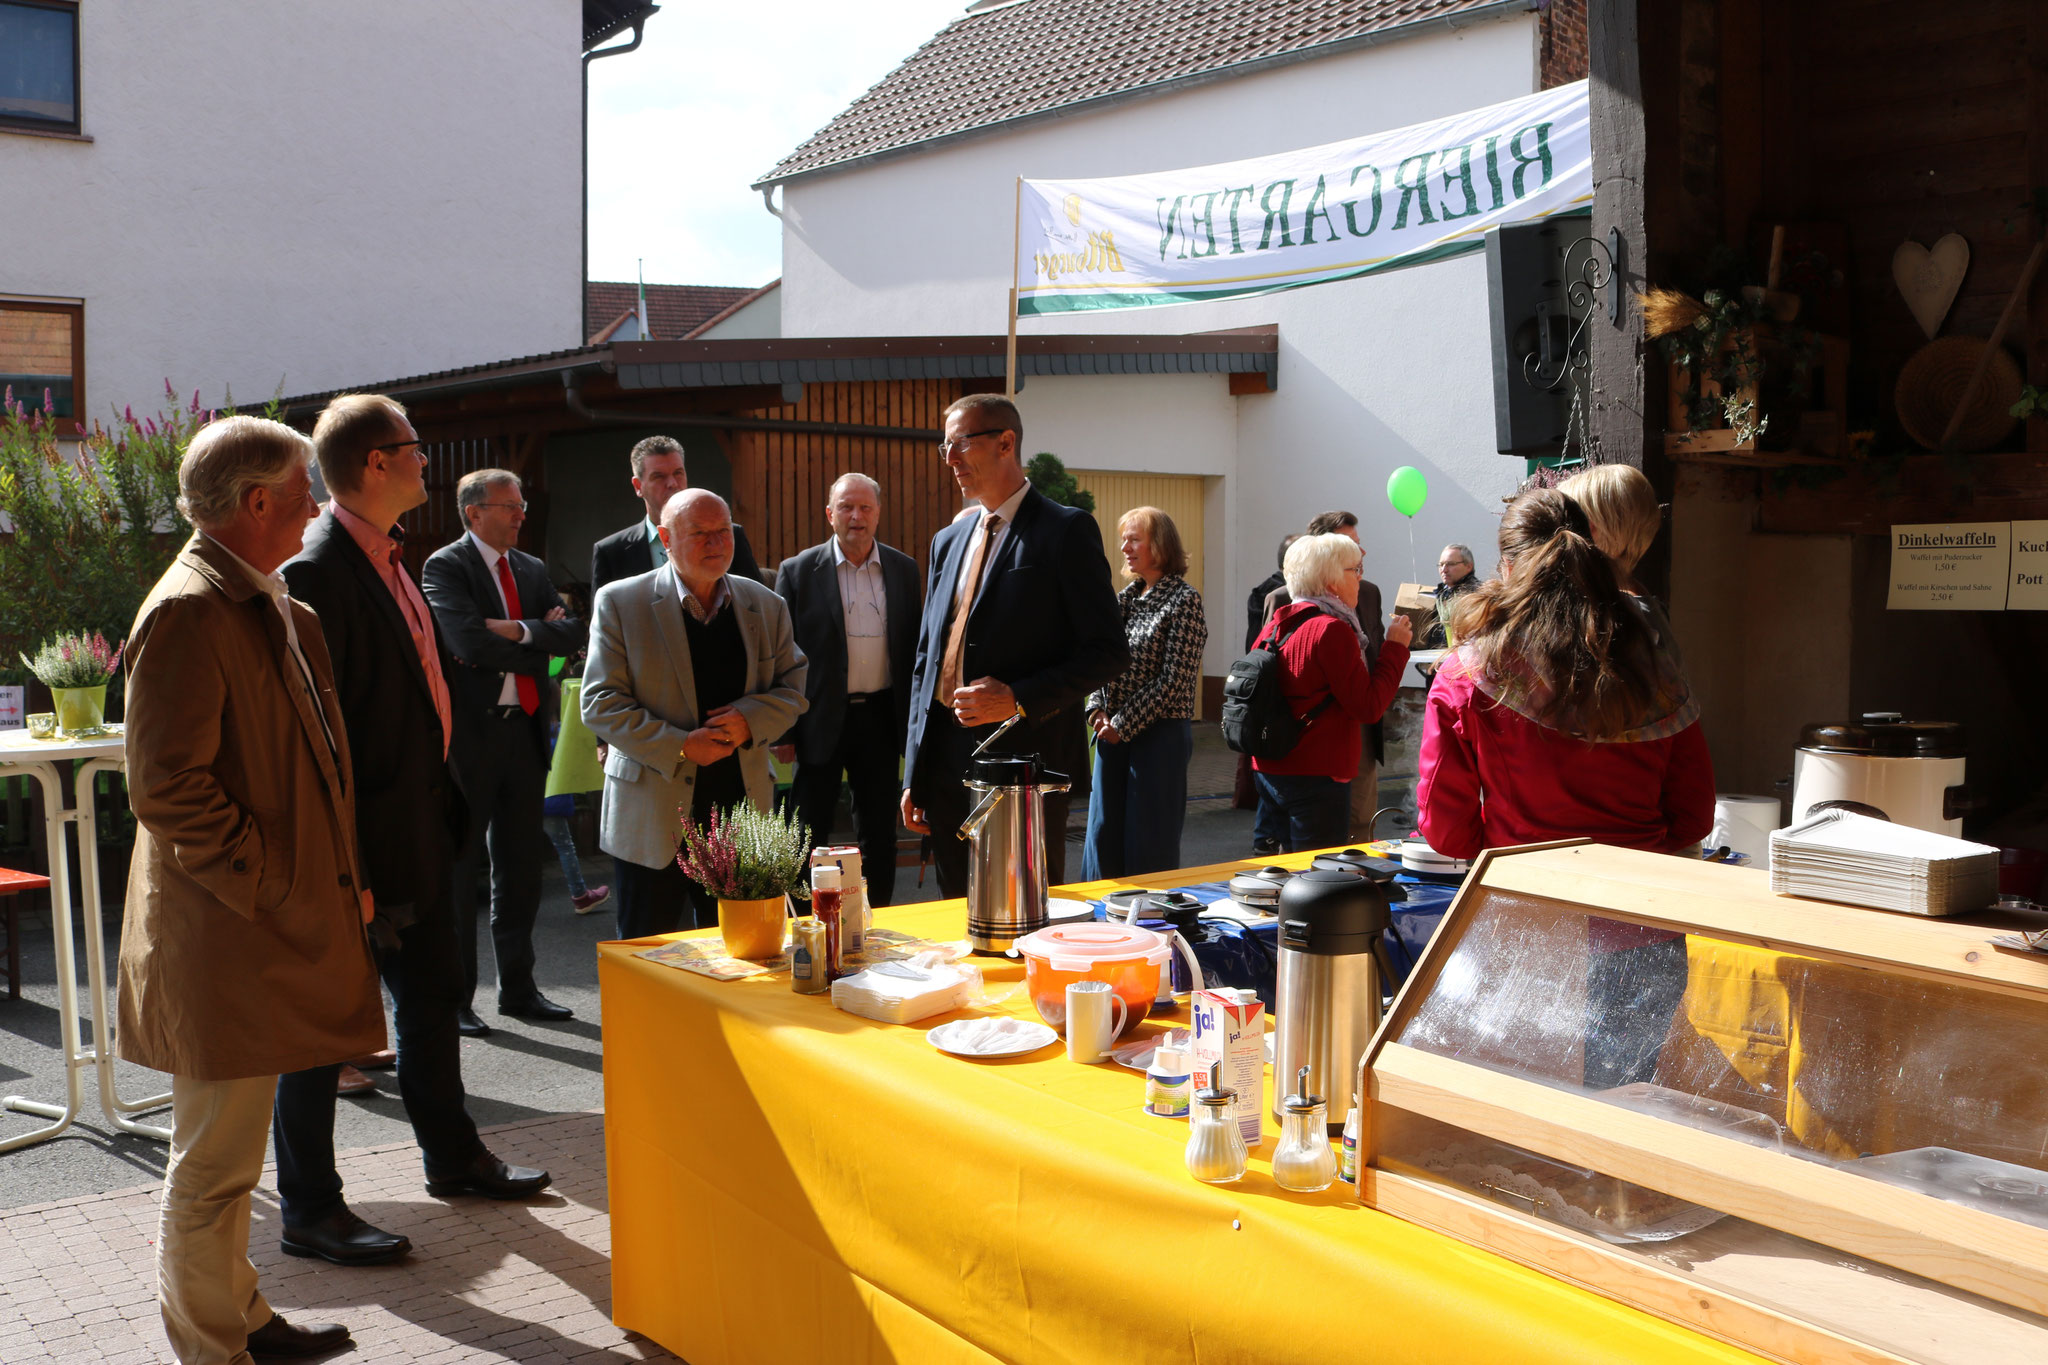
{"left": 583, "top": 9, "right": 657, "bottom": 342}
{"left": 754, "top": 0, "right": 1539, "bottom": 189}
{"left": 564, "top": 374, "right": 940, "bottom": 441}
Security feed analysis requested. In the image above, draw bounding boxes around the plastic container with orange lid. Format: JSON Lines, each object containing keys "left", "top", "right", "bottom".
{"left": 1012, "top": 921, "right": 1171, "bottom": 1038}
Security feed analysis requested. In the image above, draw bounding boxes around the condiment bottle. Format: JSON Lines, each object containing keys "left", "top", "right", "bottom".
{"left": 1340, "top": 1101, "right": 1360, "bottom": 1183}
{"left": 1272, "top": 1065, "right": 1338, "bottom": 1193}
{"left": 1184, "top": 1063, "right": 1248, "bottom": 1185}
{"left": 1144, "top": 1044, "right": 1191, "bottom": 1118}
{"left": 789, "top": 917, "right": 830, "bottom": 995}
{"left": 812, "top": 865, "right": 844, "bottom": 981}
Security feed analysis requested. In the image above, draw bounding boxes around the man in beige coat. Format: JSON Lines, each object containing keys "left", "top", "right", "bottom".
{"left": 118, "top": 415, "right": 385, "bottom": 1364}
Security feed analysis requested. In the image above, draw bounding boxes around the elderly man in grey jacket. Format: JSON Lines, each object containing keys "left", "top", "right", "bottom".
{"left": 582, "top": 489, "right": 807, "bottom": 938}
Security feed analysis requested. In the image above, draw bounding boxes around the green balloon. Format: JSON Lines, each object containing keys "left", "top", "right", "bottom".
{"left": 1387, "top": 465, "right": 1429, "bottom": 518}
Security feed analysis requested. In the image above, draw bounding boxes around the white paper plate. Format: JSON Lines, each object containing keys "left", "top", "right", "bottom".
{"left": 926, "top": 1019, "right": 1058, "bottom": 1059}
{"left": 1046, "top": 896, "right": 1096, "bottom": 922}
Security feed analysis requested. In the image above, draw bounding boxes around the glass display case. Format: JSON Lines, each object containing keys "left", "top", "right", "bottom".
{"left": 1356, "top": 840, "right": 2048, "bottom": 1365}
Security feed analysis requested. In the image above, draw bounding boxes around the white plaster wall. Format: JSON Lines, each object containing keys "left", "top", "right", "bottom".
{"left": 696, "top": 285, "right": 782, "bottom": 339}
{"left": 0, "top": 1, "right": 582, "bottom": 420}
{"left": 776, "top": 14, "right": 1541, "bottom": 672}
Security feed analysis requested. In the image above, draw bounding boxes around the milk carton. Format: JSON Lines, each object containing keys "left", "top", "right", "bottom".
{"left": 1190, "top": 987, "right": 1265, "bottom": 1146}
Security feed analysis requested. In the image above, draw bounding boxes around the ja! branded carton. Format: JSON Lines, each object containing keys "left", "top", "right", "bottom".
{"left": 1191, "top": 987, "right": 1264, "bottom": 1145}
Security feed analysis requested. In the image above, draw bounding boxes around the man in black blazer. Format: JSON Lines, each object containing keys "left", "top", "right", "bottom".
{"left": 589, "top": 434, "right": 762, "bottom": 594}
{"left": 272, "top": 394, "right": 550, "bottom": 1270}
{"left": 423, "top": 469, "right": 586, "bottom": 1027}
{"left": 772, "top": 473, "right": 921, "bottom": 906}
{"left": 899, "top": 395, "right": 1128, "bottom": 899}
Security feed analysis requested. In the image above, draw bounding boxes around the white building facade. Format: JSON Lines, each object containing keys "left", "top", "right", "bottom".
{"left": 764, "top": 1, "right": 1558, "bottom": 679}
{"left": 0, "top": 0, "right": 584, "bottom": 429}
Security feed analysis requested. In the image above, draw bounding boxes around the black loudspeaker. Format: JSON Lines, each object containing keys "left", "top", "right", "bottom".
{"left": 1485, "top": 216, "right": 1595, "bottom": 456}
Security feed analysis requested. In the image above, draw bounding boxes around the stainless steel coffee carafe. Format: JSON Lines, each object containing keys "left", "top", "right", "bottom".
{"left": 958, "top": 717, "right": 1071, "bottom": 954}
{"left": 1272, "top": 869, "right": 1396, "bottom": 1130}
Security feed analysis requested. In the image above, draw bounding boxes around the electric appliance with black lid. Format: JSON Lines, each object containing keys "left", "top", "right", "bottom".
{"left": 1791, "top": 712, "right": 1971, "bottom": 836}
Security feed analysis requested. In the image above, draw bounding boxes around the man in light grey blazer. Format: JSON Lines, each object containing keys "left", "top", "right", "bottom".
{"left": 581, "top": 489, "right": 807, "bottom": 938}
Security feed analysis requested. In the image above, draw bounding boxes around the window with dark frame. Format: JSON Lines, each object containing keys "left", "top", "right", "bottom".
{"left": 0, "top": 0, "right": 79, "bottom": 135}
{"left": 0, "top": 301, "right": 85, "bottom": 433}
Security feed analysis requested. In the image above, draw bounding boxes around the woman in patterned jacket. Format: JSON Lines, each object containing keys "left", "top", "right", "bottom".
{"left": 1082, "top": 507, "right": 1208, "bottom": 878}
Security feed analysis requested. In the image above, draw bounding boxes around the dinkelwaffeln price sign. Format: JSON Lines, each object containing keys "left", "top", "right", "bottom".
{"left": 1888, "top": 522, "right": 2011, "bottom": 610}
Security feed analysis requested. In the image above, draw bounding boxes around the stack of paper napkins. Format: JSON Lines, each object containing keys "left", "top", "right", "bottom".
{"left": 1769, "top": 809, "right": 1999, "bottom": 916}
{"left": 831, "top": 951, "right": 977, "bottom": 1024}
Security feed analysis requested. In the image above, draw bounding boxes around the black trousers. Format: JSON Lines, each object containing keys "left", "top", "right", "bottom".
{"left": 613, "top": 852, "right": 718, "bottom": 939}
{"left": 918, "top": 705, "right": 1069, "bottom": 900}
{"left": 790, "top": 693, "right": 904, "bottom": 907}
{"left": 450, "top": 710, "right": 547, "bottom": 1006}
{"left": 272, "top": 902, "right": 484, "bottom": 1226}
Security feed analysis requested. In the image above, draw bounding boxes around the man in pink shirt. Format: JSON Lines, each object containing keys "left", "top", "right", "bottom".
{"left": 271, "top": 393, "right": 551, "bottom": 1271}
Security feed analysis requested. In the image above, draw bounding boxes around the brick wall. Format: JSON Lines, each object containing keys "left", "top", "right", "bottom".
{"left": 1540, "top": 0, "right": 1588, "bottom": 88}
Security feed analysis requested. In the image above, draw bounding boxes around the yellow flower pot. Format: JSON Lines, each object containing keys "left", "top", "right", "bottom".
{"left": 51, "top": 685, "right": 107, "bottom": 737}
{"left": 718, "top": 895, "right": 789, "bottom": 960}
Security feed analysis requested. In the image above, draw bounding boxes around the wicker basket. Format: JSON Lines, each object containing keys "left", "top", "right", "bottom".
{"left": 1895, "top": 336, "right": 2021, "bottom": 452}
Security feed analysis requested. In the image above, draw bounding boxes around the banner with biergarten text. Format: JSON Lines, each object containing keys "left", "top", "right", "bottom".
{"left": 1016, "top": 81, "right": 1591, "bottom": 316}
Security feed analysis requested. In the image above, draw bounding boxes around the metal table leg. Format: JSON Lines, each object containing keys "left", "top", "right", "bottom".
{"left": 0, "top": 754, "right": 169, "bottom": 1151}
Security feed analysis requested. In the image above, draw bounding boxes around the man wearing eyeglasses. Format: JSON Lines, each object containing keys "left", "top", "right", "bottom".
{"left": 773, "top": 472, "right": 921, "bottom": 907}
{"left": 899, "top": 394, "right": 1128, "bottom": 898}
{"left": 589, "top": 434, "right": 763, "bottom": 595}
{"left": 273, "top": 394, "right": 551, "bottom": 1274}
{"left": 422, "top": 469, "right": 586, "bottom": 1031}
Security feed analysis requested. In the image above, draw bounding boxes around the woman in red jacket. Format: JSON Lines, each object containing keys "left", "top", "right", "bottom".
{"left": 1251, "top": 532, "right": 1412, "bottom": 852}
{"left": 1419, "top": 487, "right": 1712, "bottom": 1090}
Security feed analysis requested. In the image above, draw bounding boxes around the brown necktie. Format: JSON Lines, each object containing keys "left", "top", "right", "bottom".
{"left": 937, "top": 512, "right": 1002, "bottom": 704}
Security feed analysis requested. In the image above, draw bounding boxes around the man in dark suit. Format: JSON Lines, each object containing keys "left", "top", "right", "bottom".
{"left": 589, "top": 434, "right": 762, "bottom": 594}
{"left": 898, "top": 394, "right": 1128, "bottom": 899}
{"left": 772, "top": 473, "right": 920, "bottom": 906}
{"left": 423, "top": 469, "right": 586, "bottom": 1029}
{"left": 272, "top": 393, "right": 550, "bottom": 1270}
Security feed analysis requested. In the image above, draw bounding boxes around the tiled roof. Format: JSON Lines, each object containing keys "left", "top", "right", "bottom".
{"left": 585, "top": 282, "right": 762, "bottom": 342}
{"left": 758, "top": 0, "right": 1530, "bottom": 185}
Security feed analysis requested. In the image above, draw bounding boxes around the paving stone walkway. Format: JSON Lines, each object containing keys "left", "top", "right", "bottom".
{"left": 0, "top": 1111, "right": 679, "bottom": 1364}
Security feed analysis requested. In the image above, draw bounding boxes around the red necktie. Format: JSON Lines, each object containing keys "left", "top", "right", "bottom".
{"left": 495, "top": 557, "right": 539, "bottom": 714}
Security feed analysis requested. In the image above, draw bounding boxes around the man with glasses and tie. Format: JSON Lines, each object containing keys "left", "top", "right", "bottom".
{"left": 773, "top": 472, "right": 922, "bottom": 907}
{"left": 899, "top": 394, "right": 1128, "bottom": 897}
{"left": 423, "top": 469, "right": 586, "bottom": 1030}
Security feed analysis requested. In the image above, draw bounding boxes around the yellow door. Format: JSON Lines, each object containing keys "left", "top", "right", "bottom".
{"left": 1068, "top": 470, "right": 1209, "bottom": 717}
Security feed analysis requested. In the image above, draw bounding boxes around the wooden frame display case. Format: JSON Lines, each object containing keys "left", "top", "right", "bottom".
{"left": 1355, "top": 841, "right": 2048, "bottom": 1365}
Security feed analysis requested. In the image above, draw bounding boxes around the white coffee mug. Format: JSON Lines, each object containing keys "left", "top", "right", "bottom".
{"left": 1065, "top": 980, "right": 1128, "bottom": 1063}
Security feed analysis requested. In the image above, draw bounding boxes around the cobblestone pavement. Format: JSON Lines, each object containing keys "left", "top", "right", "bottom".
{"left": 0, "top": 1111, "right": 679, "bottom": 1364}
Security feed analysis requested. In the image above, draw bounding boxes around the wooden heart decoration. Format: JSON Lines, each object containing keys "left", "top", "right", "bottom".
{"left": 1893, "top": 234, "right": 1969, "bottom": 339}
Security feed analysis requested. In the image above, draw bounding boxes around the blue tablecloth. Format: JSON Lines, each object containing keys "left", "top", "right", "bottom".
{"left": 1095, "top": 874, "right": 1460, "bottom": 1010}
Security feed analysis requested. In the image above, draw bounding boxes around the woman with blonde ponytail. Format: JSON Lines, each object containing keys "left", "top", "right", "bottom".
{"left": 1417, "top": 487, "right": 1713, "bottom": 860}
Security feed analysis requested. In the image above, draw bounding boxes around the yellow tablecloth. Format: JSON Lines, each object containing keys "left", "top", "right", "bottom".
{"left": 599, "top": 880, "right": 1765, "bottom": 1365}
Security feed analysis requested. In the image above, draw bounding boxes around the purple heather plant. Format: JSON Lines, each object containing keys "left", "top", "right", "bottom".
{"left": 21, "top": 630, "right": 125, "bottom": 689}
{"left": 676, "top": 801, "right": 813, "bottom": 902}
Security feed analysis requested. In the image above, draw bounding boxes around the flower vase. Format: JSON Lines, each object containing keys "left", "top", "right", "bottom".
{"left": 718, "top": 894, "right": 789, "bottom": 960}
{"left": 51, "top": 685, "right": 107, "bottom": 737}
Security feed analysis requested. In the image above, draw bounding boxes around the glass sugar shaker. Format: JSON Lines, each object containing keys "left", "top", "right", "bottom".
{"left": 1271, "top": 1065, "right": 1338, "bottom": 1193}
{"left": 1184, "top": 1062, "right": 1249, "bottom": 1185}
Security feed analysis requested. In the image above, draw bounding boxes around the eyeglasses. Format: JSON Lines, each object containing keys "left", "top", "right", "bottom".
{"left": 679, "top": 527, "right": 733, "bottom": 544}
{"left": 937, "top": 429, "right": 1005, "bottom": 455}
{"left": 476, "top": 501, "right": 528, "bottom": 513}
{"left": 372, "top": 441, "right": 424, "bottom": 458}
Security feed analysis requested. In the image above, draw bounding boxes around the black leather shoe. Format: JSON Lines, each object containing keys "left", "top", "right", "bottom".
{"left": 425, "top": 1148, "right": 552, "bottom": 1200}
{"left": 498, "top": 991, "right": 573, "bottom": 1021}
{"left": 246, "top": 1311, "right": 352, "bottom": 1359}
{"left": 456, "top": 1005, "right": 492, "bottom": 1037}
{"left": 280, "top": 1207, "right": 411, "bottom": 1266}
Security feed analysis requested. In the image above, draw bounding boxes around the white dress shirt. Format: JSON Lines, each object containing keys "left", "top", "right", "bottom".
{"left": 468, "top": 530, "right": 532, "bottom": 707}
{"left": 831, "top": 537, "right": 890, "bottom": 694}
{"left": 951, "top": 480, "right": 1031, "bottom": 617}
{"left": 208, "top": 535, "right": 337, "bottom": 761}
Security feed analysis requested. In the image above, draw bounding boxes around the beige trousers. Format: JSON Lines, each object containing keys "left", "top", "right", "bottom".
{"left": 159, "top": 1073, "right": 278, "bottom": 1365}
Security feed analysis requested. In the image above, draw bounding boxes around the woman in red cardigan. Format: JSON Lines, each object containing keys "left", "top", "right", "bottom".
{"left": 1418, "top": 487, "right": 1712, "bottom": 1089}
{"left": 1251, "top": 532, "right": 1412, "bottom": 852}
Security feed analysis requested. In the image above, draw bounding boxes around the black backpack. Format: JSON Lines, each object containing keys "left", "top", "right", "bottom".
{"left": 1220, "top": 608, "right": 1332, "bottom": 759}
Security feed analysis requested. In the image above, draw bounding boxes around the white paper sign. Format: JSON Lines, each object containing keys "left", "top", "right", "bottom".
{"left": 2009, "top": 520, "right": 2048, "bottom": 611}
{"left": 0, "top": 686, "right": 21, "bottom": 730}
{"left": 1017, "top": 82, "right": 1591, "bottom": 316}
{"left": 1887, "top": 522, "right": 2010, "bottom": 610}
